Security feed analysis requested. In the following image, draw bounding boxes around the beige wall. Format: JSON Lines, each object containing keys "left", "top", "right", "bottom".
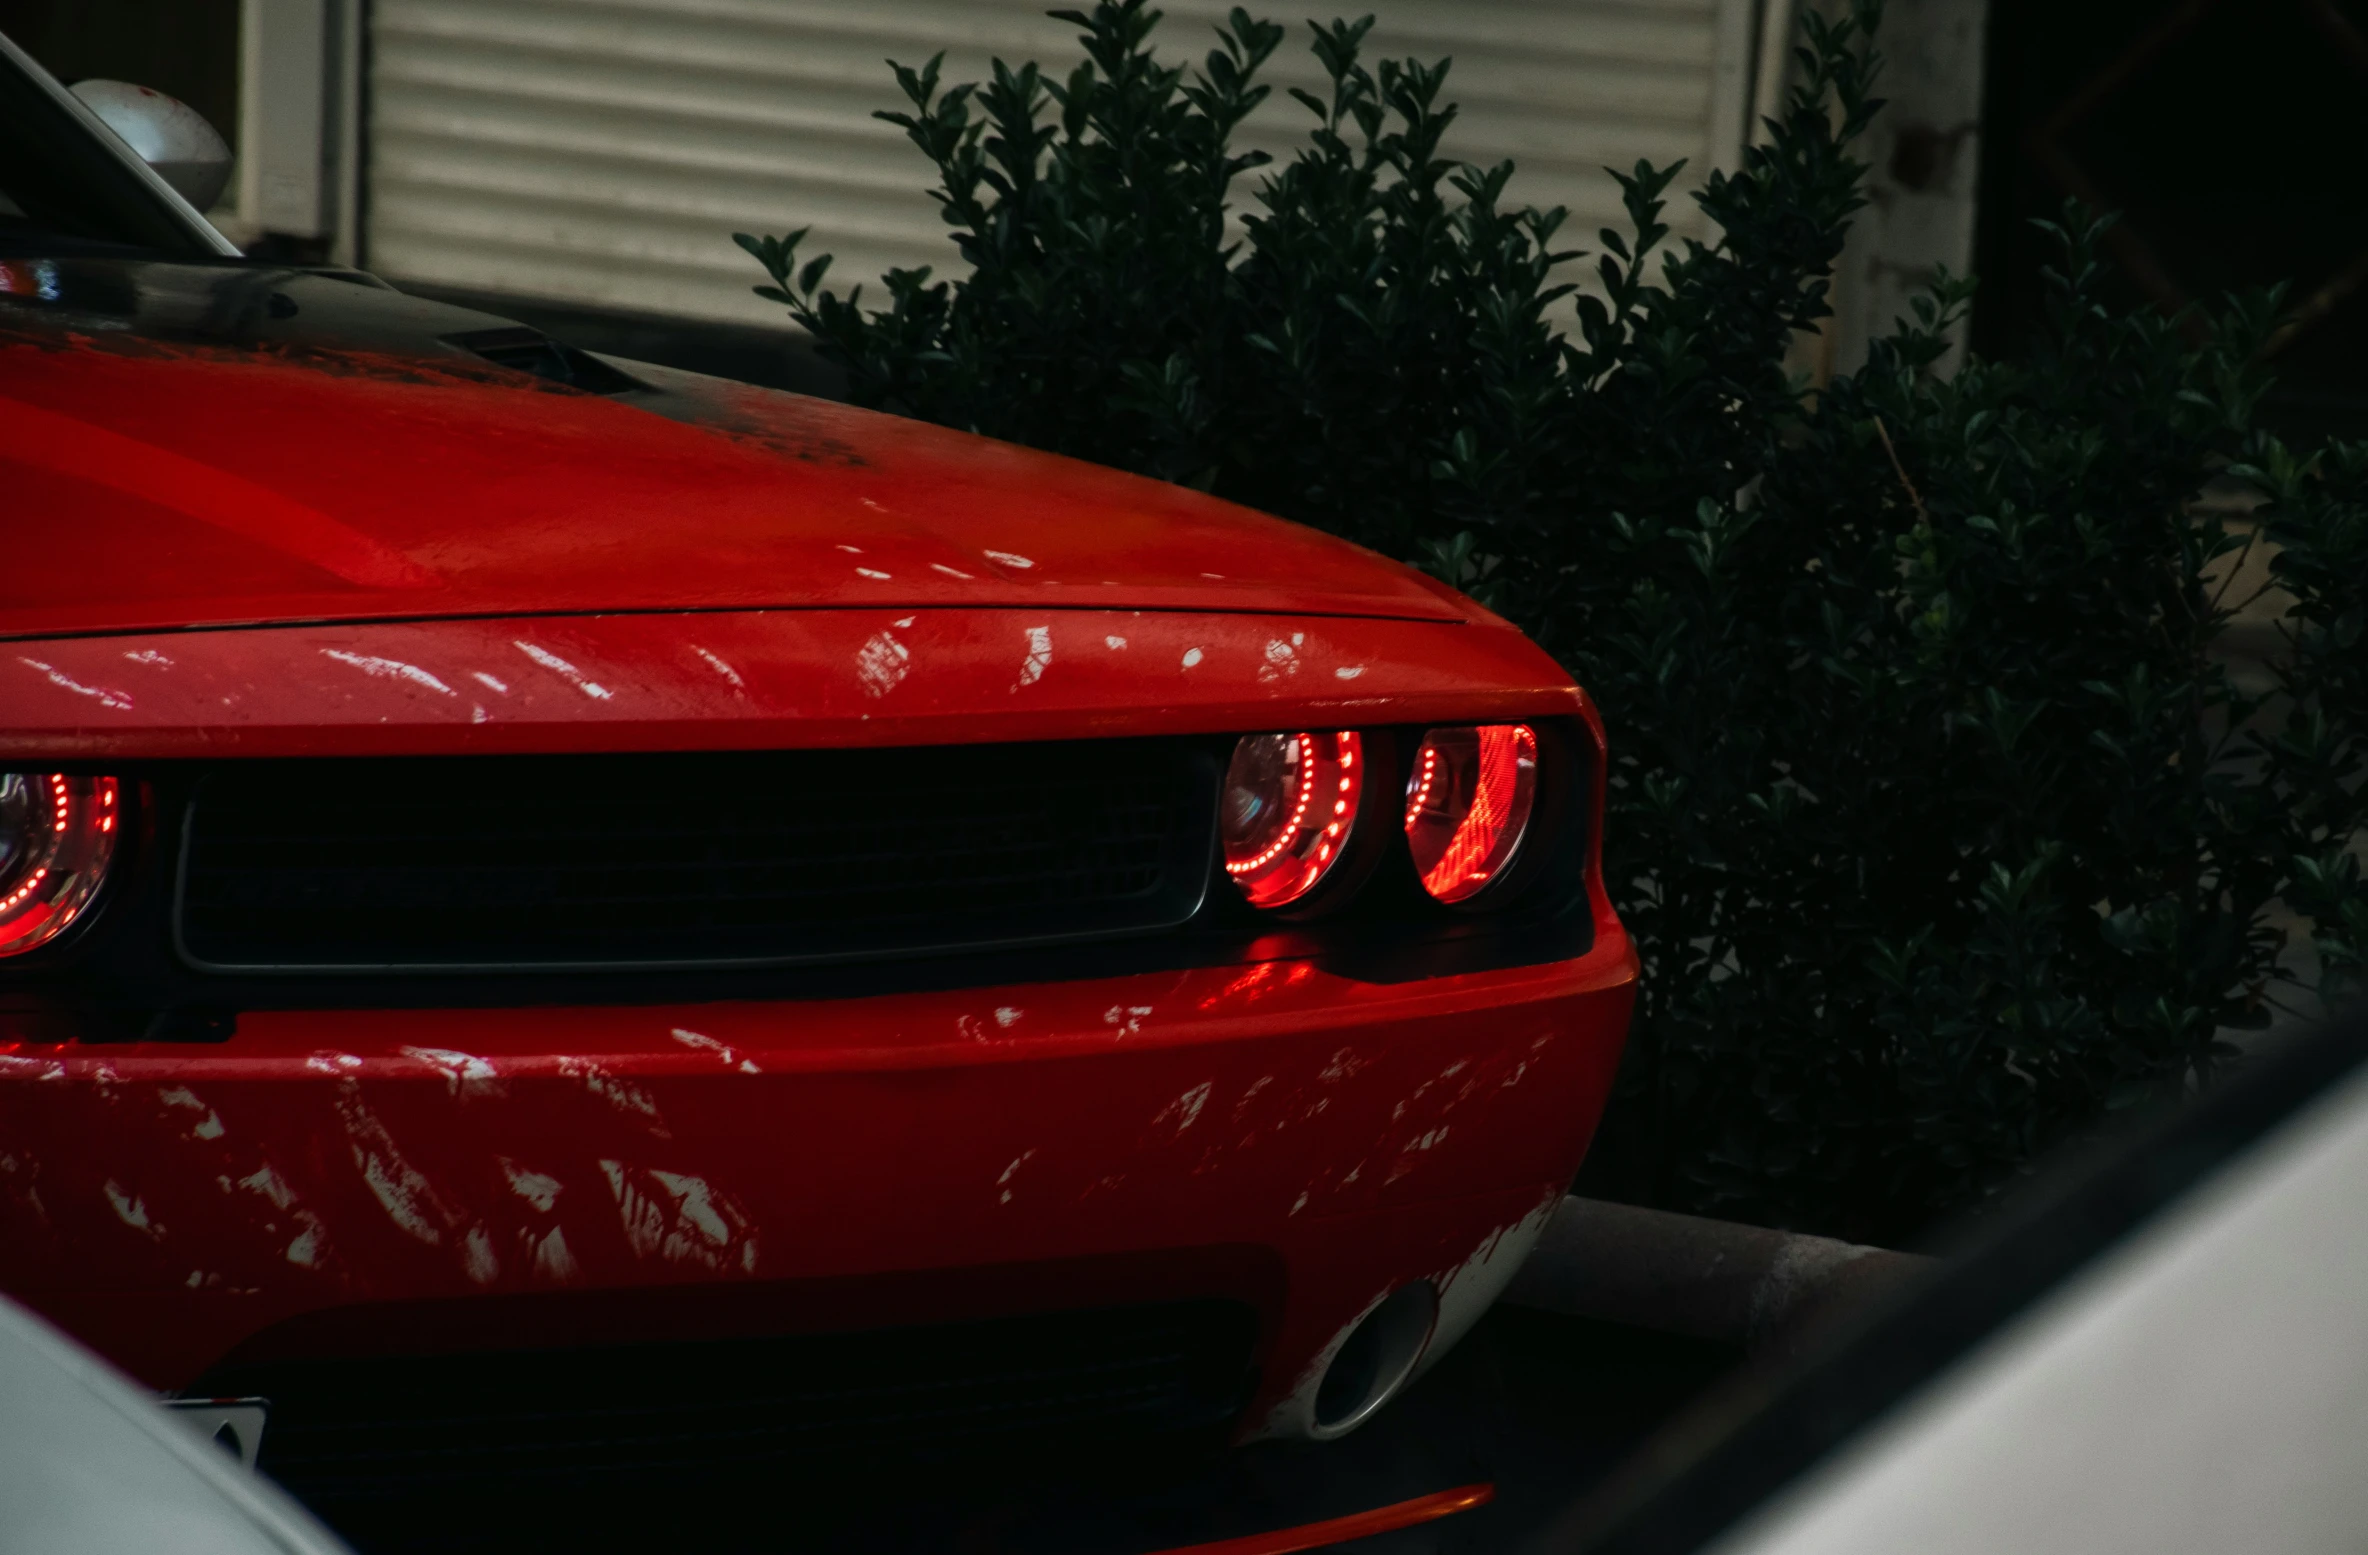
{"left": 360, "top": 0, "right": 1765, "bottom": 327}
{"left": 1816, "top": 0, "right": 1991, "bottom": 378}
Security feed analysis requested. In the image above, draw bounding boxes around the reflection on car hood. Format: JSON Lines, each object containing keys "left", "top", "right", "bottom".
{"left": 0, "top": 259, "right": 1471, "bottom": 639}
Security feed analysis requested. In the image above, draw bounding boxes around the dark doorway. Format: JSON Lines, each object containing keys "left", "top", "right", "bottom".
{"left": 1973, "top": 0, "right": 2368, "bottom": 441}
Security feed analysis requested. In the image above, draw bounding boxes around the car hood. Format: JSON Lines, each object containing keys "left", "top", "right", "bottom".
{"left": 0, "top": 259, "right": 1470, "bottom": 639}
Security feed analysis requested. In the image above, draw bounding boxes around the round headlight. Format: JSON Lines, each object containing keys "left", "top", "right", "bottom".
{"left": 0, "top": 773, "right": 120, "bottom": 956}
{"left": 1403, "top": 724, "right": 1538, "bottom": 904}
{"left": 1222, "top": 731, "right": 1363, "bottom": 909}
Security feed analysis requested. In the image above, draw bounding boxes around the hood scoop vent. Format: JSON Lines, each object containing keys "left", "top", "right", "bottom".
{"left": 444, "top": 326, "right": 643, "bottom": 395}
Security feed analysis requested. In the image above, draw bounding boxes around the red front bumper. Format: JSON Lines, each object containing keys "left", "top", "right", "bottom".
{"left": 0, "top": 928, "right": 1633, "bottom": 1436}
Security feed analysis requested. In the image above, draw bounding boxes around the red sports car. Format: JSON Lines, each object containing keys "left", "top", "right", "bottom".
{"left": 0, "top": 38, "right": 1634, "bottom": 1515}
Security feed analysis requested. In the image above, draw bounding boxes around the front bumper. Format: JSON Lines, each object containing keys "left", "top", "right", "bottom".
{"left": 0, "top": 926, "right": 1633, "bottom": 1437}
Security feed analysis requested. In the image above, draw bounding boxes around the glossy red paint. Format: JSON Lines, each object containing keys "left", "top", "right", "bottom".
{"left": 0, "top": 336, "right": 1470, "bottom": 640}
{"left": 0, "top": 931, "right": 1636, "bottom": 1421}
{"left": 0, "top": 607, "right": 1582, "bottom": 761}
{"left": 1143, "top": 1482, "right": 1495, "bottom": 1555}
{"left": 0, "top": 296, "right": 1635, "bottom": 1445}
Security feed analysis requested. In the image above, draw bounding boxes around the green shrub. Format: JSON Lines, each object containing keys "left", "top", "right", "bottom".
{"left": 739, "top": 0, "right": 2368, "bottom": 1241}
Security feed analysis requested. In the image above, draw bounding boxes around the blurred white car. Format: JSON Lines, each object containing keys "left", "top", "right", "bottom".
{"left": 1544, "top": 1011, "right": 2368, "bottom": 1555}
{"left": 0, "top": 1296, "right": 350, "bottom": 1555}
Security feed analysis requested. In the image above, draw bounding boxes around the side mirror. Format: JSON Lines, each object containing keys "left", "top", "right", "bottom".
{"left": 67, "top": 80, "right": 232, "bottom": 213}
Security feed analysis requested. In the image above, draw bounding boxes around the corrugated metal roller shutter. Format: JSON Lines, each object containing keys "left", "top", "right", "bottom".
{"left": 366, "top": 0, "right": 1740, "bottom": 327}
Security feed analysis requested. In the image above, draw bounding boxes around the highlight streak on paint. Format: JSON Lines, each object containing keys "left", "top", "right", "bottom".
{"left": 399, "top": 1045, "right": 503, "bottom": 1097}
{"left": 692, "top": 647, "right": 745, "bottom": 688}
{"left": 17, "top": 657, "right": 131, "bottom": 710}
{"left": 671, "top": 1027, "right": 761, "bottom": 1074}
{"left": 1154, "top": 1082, "right": 1213, "bottom": 1135}
{"left": 1015, "top": 625, "right": 1053, "bottom": 688}
{"left": 514, "top": 641, "right": 612, "bottom": 700}
{"left": 531, "top": 1225, "right": 581, "bottom": 1282}
{"left": 558, "top": 1059, "right": 669, "bottom": 1137}
{"left": 461, "top": 1224, "right": 501, "bottom": 1284}
{"left": 501, "top": 1158, "right": 563, "bottom": 1212}
{"left": 239, "top": 1164, "right": 297, "bottom": 1210}
{"left": 600, "top": 1161, "right": 758, "bottom": 1273}
{"left": 333, "top": 1086, "right": 450, "bottom": 1245}
{"left": 156, "top": 1084, "right": 227, "bottom": 1140}
{"left": 321, "top": 649, "right": 455, "bottom": 696}
{"left": 103, "top": 1179, "right": 163, "bottom": 1238}
{"left": 856, "top": 630, "right": 910, "bottom": 698}
{"left": 996, "top": 1148, "right": 1039, "bottom": 1204}
{"left": 285, "top": 1212, "right": 327, "bottom": 1268}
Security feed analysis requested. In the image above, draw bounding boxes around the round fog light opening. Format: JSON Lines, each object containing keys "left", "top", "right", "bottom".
{"left": 1223, "top": 730, "right": 1363, "bottom": 909}
{"left": 0, "top": 773, "right": 120, "bottom": 957}
{"left": 1403, "top": 724, "right": 1538, "bottom": 904}
{"left": 1313, "top": 1282, "right": 1438, "bottom": 1437}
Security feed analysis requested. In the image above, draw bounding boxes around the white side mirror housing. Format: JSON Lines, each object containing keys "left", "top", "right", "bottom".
{"left": 67, "top": 79, "right": 232, "bottom": 213}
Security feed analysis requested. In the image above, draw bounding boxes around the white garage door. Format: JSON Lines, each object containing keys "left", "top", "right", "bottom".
{"left": 364, "top": 0, "right": 1753, "bottom": 327}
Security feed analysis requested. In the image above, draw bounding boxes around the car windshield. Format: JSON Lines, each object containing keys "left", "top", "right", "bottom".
{"left": 0, "top": 35, "right": 220, "bottom": 259}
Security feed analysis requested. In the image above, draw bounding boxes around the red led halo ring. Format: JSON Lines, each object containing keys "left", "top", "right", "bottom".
{"left": 1403, "top": 724, "right": 1539, "bottom": 905}
{"left": 1222, "top": 731, "right": 1365, "bottom": 909}
{"left": 0, "top": 773, "right": 120, "bottom": 956}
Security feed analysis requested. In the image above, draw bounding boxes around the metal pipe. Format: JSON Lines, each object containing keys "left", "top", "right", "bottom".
{"left": 1501, "top": 1196, "right": 1931, "bottom": 1354}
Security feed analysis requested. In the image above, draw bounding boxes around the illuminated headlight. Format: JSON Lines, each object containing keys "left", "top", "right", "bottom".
{"left": 1222, "top": 731, "right": 1363, "bottom": 909}
{"left": 1403, "top": 724, "right": 1538, "bottom": 904}
{"left": 0, "top": 773, "right": 120, "bottom": 956}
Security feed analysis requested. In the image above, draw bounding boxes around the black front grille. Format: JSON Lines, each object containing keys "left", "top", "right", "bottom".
{"left": 177, "top": 740, "right": 1218, "bottom": 970}
{"left": 200, "top": 1300, "right": 1259, "bottom": 1503}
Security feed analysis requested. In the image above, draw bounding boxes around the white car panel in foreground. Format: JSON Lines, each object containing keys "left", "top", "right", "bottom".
{"left": 0, "top": 1295, "right": 351, "bottom": 1555}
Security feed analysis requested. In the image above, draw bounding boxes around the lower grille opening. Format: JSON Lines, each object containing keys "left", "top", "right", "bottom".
{"left": 196, "top": 1299, "right": 1259, "bottom": 1508}
{"left": 176, "top": 740, "right": 1219, "bottom": 971}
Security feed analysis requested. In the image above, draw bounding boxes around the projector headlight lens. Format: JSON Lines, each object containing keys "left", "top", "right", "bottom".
{"left": 1222, "top": 731, "right": 1364, "bottom": 910}
{"left": 1403, "top": 724, "right": 1537, "bottom": 904}
{"left": 0, "top": 772, "right": 120, "bottom": 957}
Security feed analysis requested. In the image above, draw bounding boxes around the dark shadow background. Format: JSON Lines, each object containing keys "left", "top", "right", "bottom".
{"left": 1975, "top": 0, "right": 2368, "bottom": 444}
{"left": 0, "top": 0, "right": 241, "bottom": 157}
